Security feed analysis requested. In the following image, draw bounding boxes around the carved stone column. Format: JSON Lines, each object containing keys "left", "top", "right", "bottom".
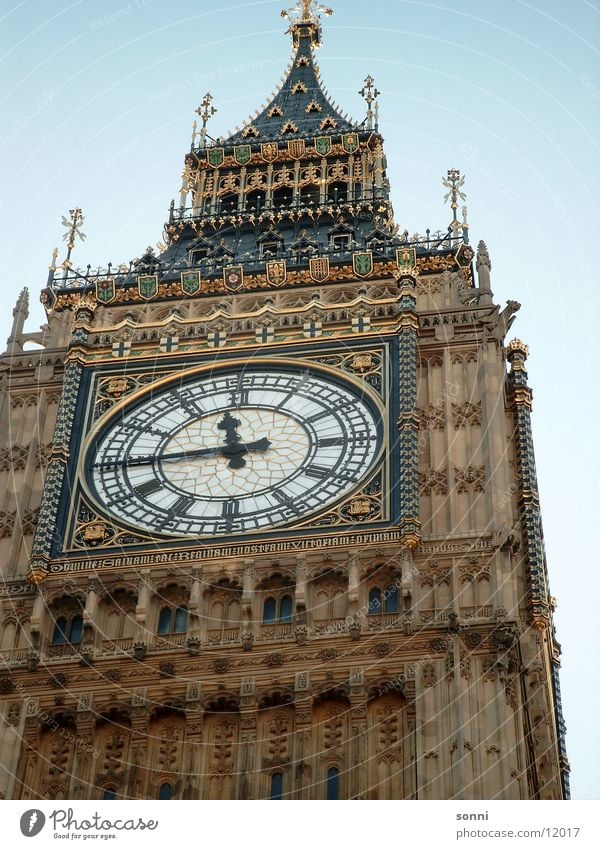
{"left": 127, "top": 689, "right": 150, "bottom": 799}
{"left": 293, "top": 672, "right": 312, "bottom": 800}
{"left": 182, "top": 681, "right": 203, "bottom": 799}
{"left": 0, "top": 701, "right": 23, "bottom": 799}
{"left": 348, "top": 669, "right": 367, "bottom": 799}
{"left": 395, "top": 272, "right": 421, "bottom": 550}
{"left": 237, "top": 678, "right": 257, "bottom": 799}
{"left": 70, "top": 693, "right": 95, "bottom": 798}
{"left": 187, "top": 567, "right": 202, "bottom": 654}
{"left": 240, "top": 559, "right": 255, "bottom": 651}
{"left": 27, "top": 300, "right": 94, "bottom": 583}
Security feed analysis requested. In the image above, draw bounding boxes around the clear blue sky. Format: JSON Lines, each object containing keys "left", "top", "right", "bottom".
{"left": 1, "top": 0, "right": 599, "bottom": 799}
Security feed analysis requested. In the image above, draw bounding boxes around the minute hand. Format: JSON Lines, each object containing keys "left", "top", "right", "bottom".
{"left": 94, "top": 446, "right": 224, "bottom": 468}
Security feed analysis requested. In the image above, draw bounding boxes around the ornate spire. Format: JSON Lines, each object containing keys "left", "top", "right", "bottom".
{"left": 281, "top": 1, "right": 333, "bottom": 48}
{"left": 194, "top": 93, "right": 217, "bottom": 149}
{"left": 442, "top": 169, "right": 466, "bottom": 222}
{"left": 6, "top": 288, "right": 29, "bottom": 353}
{"left": 60, "top": 208, "right": 86, "bottom": 276}
{"left": 359, "top": 75, "right": 381, "bottom": 131}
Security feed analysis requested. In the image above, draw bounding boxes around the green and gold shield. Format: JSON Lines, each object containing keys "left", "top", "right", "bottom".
{"left": 181, "top": 270, "right": 201, "bottom": 295}
{"left": 138, "top": 274, "right": 158, "bottom": 301}
{"left": 234, "top": 145, "right": 252, "bottom": 166}
{"left": 342, "top": 133, "right": 359, "bottom": 154}
{"left": 207, "top": 147, "right": 225, "bottom": 168}
{"left": 353, "top": 251, "right": 373, "bottom": 278}
{"left": 315, "top": 136, "right": 332, "bottom": 156}
{"left": 96, "top": 277, "right": 115, "bottom": 304}
{"left": 396, "top": 247, "right": 417, "bottom": 272}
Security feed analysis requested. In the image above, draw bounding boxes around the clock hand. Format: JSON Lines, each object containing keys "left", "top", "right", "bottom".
{"left": 94, "top": 445, "right": 223, "bottom": 469}
{"left": 218, "top": 412, "right": 272, "bottom": 470}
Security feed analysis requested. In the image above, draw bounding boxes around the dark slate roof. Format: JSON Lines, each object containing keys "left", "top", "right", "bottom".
{"left": 225, "top": 34, "right": 357, "bottom": 143}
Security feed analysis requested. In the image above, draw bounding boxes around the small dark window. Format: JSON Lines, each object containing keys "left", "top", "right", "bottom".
{"left": 300, "top": 184, "right": 320, "bottom": 206}
{"left": 158, "top": 607, "right": 172, "bottom": 635}
{"left": 270, "top": 772, "right": 283, "bottom": 800}
{"left": 159, "top": 782, "right": 172, "bottom": 800}
{"left": 326, "top": 767, "right": 340, "bottom": 800}
{"left": 219, "top": 193, "right": 237, "bottom": 213}
{"left": 385, "top": 584, "right": 399, "bottom": 614}
{"left": 191, "top": 248, "right": 209, "bottom": 263}
{"left": 331, "top": 234, "right": 351, "bottom": 252}
{"left": 246, "top": 191, "right": 265, "bottom": 212}
{"left": 51, "top": 617, "right": 68, "bottom": 646}
{"left": 327, "top": 181, "right": 347, "bottom": 203}
{"left": 368, "top": 587, "right": 382, "bottom": 615}
{"left": 69, "top": 616, "right": 83, "bottom": 645}
{"left": 263, "top": 597, "right": 277, "bottom": 624}
{"left": 273, "top": 187, "right": 293, "bottom": 210}
{"left": 103, "top": 788, "right": 116, "bottom": 800}
{"left": 261, "top": 240, "right": 280, "bottom": 258}
{"left": 279, "top": 595, "right": 293, "bottom": 624}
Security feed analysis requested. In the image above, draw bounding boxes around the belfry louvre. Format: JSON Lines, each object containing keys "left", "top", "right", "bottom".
{"left": 0, "top": 1, "right": 568, "bottom": 800}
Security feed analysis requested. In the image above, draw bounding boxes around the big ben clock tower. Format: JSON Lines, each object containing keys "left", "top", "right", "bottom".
{"left": 0, "top": 2, "right": 568, "bottom": 801}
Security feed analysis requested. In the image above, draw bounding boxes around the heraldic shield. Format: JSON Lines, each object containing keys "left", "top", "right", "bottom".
{"left": 266, "top": 260, "right": 287, "bottom": 287}
{"left": 138, "top": 274, "right": 158, "bottom": 300}
{"left": 288, "top": 140, "right": 306, "bottom": 160}
{"left": 261, "top": 142, "right": 278, "bottom": 163}
{"left": 396, "top": 247, "right": 417, "bottom": 272}
{"left": 224, "top": 265, "right": 244, "bottom": 292}
{"left": 353, "top": 251, "right": 374, "bottom": 278}
{"left": 342, "top": 133, "right": 359, "bottom": 154}
{"left": 96, "top": 277, "right": 115, "bottom": 304}
{"left": 181, "top": 270, "right": 201, "bottom": 295}
{"left": 315, "top": 136, "right": 332, "bottom": 156}
{"left": 208, "top": 147, "right": 225, "bottom": 168}
{"left": 309, "top": 257, "right": 330, "bottom": 283}
{"left": 234, "top": 145, "right": 251, "bottom": 166}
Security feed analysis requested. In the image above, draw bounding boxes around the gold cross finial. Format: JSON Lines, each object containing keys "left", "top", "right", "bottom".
{"left": 359, "top": 75, "right": 381, "bottom": 130}
{"left": 281, "top": 1, "right": 333, "bottom": 23}
{"left": 59, "top": 208, "right": 86, "bottom": 273}
{"left": 194, "top": 93, "right": 217, "bottom": 148}
{"left": 442, "top": 169, "right": 466, "bottom": 221}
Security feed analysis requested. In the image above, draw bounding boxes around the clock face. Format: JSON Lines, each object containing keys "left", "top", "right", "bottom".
{"left": 84, "top": 365, "right": 383, "bottom": 538}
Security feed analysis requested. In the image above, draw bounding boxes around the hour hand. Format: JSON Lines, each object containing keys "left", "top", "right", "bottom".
{"left": 222, "top": 437, "right": 272, "bottom": 470}
{"left": 242, "top": 437, "right": 271, "bottom": 454}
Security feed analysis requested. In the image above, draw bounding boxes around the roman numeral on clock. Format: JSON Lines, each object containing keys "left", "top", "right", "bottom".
{"left": 171, "top": 495, "right": 194, "bottom": 515}
{"left": 272, "top": 489, "right": 300, "bottom": 513}
{"left": 317, "top": 437, "right": 345, "bottom": 448}
{"left": 135, "top": 479, "right": 162, "bottom": 497}
{"left": 303, "top": 465, "right": 332, "bottom": 480}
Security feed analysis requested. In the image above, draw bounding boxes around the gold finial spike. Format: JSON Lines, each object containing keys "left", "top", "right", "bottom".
{"left": 194, "top": 93, "right": 217, "bottom": 149}
{"left": 59, "top": 208, "right": 86, "bottom": 276}
{"left": 281, "top": 1, "right": 333, "bottom": 23}
{"left": 442, "top": 169, "right": 466, "bottom": 222}
{"left": 359, "top": 75, "right": 381, "bottom": 130}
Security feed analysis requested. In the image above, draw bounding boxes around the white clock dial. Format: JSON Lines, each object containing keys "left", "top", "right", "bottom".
{"left": 85, "top": 365, "right": 383, "bottom": 538}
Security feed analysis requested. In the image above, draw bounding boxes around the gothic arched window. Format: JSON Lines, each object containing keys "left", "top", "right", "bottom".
{"left": 270, "top": 772, "right": 283, "bottom": 800}
{"left": 69, "top": 616, "right": 83, "bottom": 645}
{"left": 385, "top": 584, "right": 399, "bottom": 614}
{"left": 159, "top": 782, "right": 172, "bottom": 800}
{"left": 157, "top": 607, "right": 172, "bottom": 635}
{"left": 158, "top": 606, "right": 188, "bottom": 635}
{"left": 368, "top": 587, "right": 382, "bottom": 615}
{"left": 103, "top": 788, "right": 116, "bottom": 800}
{"left": 263, "top": 597, "right": 277, "bottom": 624}
{"left": 326, "top": 767, "right": 340, "bottom": 800}
{"left": 51, "top": 617, "right": 68, "bottom": 646}
{"left": 279, "top": 595, "right": 293, "bottom": 624}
